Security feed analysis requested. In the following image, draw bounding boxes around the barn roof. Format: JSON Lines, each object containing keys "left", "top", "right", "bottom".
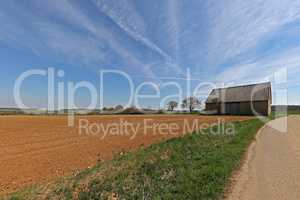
{"left": 206, "top": 82, "right": 272, "bottom": 103}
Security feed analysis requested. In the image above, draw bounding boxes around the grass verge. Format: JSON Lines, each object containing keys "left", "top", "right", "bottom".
{"left": 4, "top": 119, "right": 265, "bottom": 200}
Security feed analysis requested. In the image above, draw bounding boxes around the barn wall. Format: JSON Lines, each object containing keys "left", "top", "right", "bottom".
{"left": 205, "top": 103, "right": 220, "bottom": 114}
{"left": 250, "top": 101, "right": 269, "bottom": 116}
{"left": 206, "top": 101, "right": 270, "bottom": 116}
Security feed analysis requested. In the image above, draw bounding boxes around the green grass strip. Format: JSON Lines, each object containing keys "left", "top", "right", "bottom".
{"left": 5, "top": 118, "right": 265, "bottom": 200}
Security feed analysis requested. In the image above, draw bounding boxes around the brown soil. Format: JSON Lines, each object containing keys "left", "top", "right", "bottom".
{"left": 0, "top": 114, "right": 252, "bottom": 195}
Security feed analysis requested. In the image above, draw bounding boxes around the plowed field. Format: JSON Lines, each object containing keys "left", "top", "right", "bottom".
{"left": 0, "top": 115, "right": 252, "bottom": 194}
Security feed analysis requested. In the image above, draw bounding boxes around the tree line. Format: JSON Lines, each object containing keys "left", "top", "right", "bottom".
{"left": 101, "top": 96, "right": 201, "bottom": 114}
{"left": 167, "top": 96, "right": 201, "bottom": 112}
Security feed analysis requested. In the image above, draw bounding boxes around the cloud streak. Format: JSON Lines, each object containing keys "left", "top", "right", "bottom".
{"left": 92, "top": 0, "right": 183, "bottom": 75}
{"left": 93, "top": 0, "right": 170, "bottom": 60}
{"left": 1, "top": 0, "right": 300, "bottom": 86}
{"left": 205, "top": 0, "right": 300, "bottom": 66}
{"left": 39, "top": 0, "right": 157, "bottom": 75}
{"left": 0, "top": 0, "right": 182, "bottom": 77}
{"left": 216, "top": 47, "right": 300, "bottom": 85}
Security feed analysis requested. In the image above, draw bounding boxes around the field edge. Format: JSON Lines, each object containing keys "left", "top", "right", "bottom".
{"left": 3, "top": 118, "right": 265, "bottom": 200}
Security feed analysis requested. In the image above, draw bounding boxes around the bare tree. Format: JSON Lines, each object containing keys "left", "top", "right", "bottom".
{"left": 115, "top": 105, "right": 124, "bottom": 111}
{"left": 167, "top": 101, "right": 178, "bottom": 111}
{"left": 182, "top": 97, "right": 201, "bottom": 113}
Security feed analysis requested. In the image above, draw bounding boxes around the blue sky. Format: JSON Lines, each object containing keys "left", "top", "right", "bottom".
{"left": 1, "top": 0, "right": 300, "bottom": 109}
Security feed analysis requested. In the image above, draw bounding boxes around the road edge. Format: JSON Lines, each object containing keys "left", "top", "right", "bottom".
{"left": 222, "top": 121, "right": 268, "bottom": 200}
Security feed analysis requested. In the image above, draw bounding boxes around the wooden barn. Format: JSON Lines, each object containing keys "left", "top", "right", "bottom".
{"left": 205, "top": 82, "right": 272, "bottom": 116}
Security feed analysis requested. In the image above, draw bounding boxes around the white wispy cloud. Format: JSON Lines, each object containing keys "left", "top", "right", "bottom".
{"left": 92, "top": 0, "right": 183, "bottom": 75}
{"left": 205, "top": 0, "right": 300, "bottom": 66}
{"left": 41, "top": 0, "right": 157, "bottom": 76}
{"left": 37, "top": 23, "right": 107, "bottom": 66}
{"left": 93, "top": 0, "right": 171, "bottom": 61}
{"left": 0, "top": 0, "right": 162, "bottom": 76}
{"left": 216, "top": 47, "right": 300, "bottom": 85}
{"left": 0, "top": 3, "right": 45, "bottom": 55}
{"left": 1, "top": 0, "right": 300, "bottom": 85}
{"left": 166, "top": 0, "right": 180, "bottom": 61}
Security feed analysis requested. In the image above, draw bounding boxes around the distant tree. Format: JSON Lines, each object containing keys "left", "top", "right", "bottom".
{"left": 115, "top": 105, "right": 124, "bottom": 111}
{"left": 167, "top": 101, "right": 178, "bottom": 111}
{"left": 157, "top": 109, "right": 165, "bottom": 114}
{"left": 182, "top": 97, "right": 201, "bottom": 113}
{"left": 120, "top": 107, "right": 143, "bottom": 114}
{"left": 107, "top": 107, "right": 114, "bottom": 111}
{"left": 102, "top": 107, "right": 114, "bottom": 111}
